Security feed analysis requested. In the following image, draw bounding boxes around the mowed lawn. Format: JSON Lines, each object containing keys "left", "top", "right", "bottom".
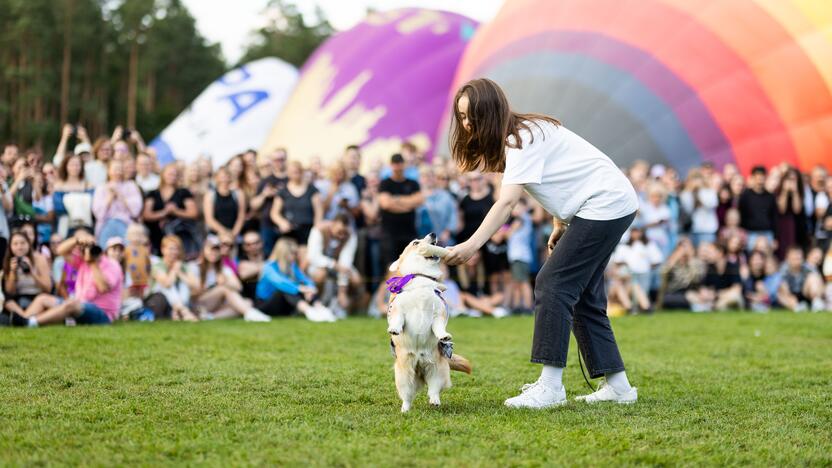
{"left": 1, "top": 312, "right": 830, "bottom": 466}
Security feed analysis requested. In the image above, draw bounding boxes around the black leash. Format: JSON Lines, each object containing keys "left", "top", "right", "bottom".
{"left": 577, "top": 350, "right": 596, "bottom": 392}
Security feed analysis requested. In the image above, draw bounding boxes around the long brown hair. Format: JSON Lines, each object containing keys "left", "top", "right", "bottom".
{"left": 3, "top": 231, "right": 34, "bottom": 284}
{"left": 450, "top": 78, "right": 560, "bottom": 173}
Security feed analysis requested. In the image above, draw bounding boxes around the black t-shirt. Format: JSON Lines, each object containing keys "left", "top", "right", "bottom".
{"left": 379, "top": 177, "right": 420, "bottom": 238}
{"left": 459, "top": 191, "right": 494, "bottom": 241}
{"left": 738, "top": 188, "right": 777, "bottom": 231}
{"left": 257, "top": 175, "right": 288, "bottom": 228}
{"left": 145, "top": 188, "right": 194, "bottom": 251}
{"left": 278, "top": 184, "right": 318, "bottom": 227}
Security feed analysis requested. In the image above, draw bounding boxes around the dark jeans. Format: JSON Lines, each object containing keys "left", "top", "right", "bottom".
{"left": 261, "top": 226, "right": 279, "bottom": 258}
{"left": 531, "top": 212, "right": 636, "bottom": 378}
{"left": 256, "top": 291, "right": 303, "bottom": 317}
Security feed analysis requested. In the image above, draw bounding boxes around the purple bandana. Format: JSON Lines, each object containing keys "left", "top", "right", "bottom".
{"left": 386, "top": 274, "right": 415, "bottom": 294}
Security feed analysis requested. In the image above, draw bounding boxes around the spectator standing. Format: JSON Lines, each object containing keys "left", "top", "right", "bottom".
{"left": 775, "top": 167, "right": 809, "bottom": 259}
{"left": 250, "top": 149, "right": 288, "bottom": 256}
{"left": 271, "top": 160, "right": 323, "bottom": 263}
{"left": 317, "top": 162, "right": 360, "bottom": 220}
{"left": 680, "top": 169, "right": 719, "bottom": 246}
{"left": 203, "top": 167, "right": 245, "bottom": 239}
{"left": 506, "top": 197, "right": 533, "bottom": 313}
{"left": 378, "top": 154, "right": 423, "bottom": 270}
{"left": 142, "top": 164, "right": 199, "bottom": 256}
{"left": 135, "top": 152, "right": 160, "bottom": 193}
{"left": 738, "top": 166, "right": 777, "bottom": 250}
{"left": 54, "top": 152, "right": 93, "bottom": 238}
{"left": 91, "top": 159, "right": 143, "bottom": 246}
{"left": 416, "top": 167, "right": 458, "bottom": 244}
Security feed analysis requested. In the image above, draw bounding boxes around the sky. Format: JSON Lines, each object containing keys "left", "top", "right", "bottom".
{"left": 180, "top": 0, "right": 504, "bottom": 64}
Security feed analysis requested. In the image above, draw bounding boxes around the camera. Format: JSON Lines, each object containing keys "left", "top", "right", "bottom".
{"left": 122, "top": 128, "right": 131, "bottom": 141}
{"left": 17, "top": 257, "right": 30, "bottom": 274}
{"left": 85, "top": 244, "right": 102, "bottom": 258}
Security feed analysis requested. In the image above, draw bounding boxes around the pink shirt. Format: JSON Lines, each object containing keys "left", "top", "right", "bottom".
{"left": 91, "top": 181, "right": 143, "bottom": 236}
{"left": 75, "top": 256, "right": 124, "bottom": 321}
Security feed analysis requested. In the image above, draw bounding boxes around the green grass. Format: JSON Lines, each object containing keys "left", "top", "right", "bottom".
{"left": 1, "top": 312, "right": 830, "bottom": 466}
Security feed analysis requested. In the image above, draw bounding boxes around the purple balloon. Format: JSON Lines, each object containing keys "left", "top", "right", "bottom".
{"left": 262, "top": 9, "right": 477, "bottom": 167}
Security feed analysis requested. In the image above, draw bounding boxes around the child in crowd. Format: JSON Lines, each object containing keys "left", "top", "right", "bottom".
{"left": 506, "top": 197, "right": 533, "bottom": 313}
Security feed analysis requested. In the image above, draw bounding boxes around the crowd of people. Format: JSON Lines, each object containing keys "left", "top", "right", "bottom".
{"left": 0, "top": 123, "right": 830, "bottom": 327}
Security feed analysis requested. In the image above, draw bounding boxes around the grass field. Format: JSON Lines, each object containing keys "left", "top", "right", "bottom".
{"left": 1, "top": 312, "right": 830, "bottom": 466}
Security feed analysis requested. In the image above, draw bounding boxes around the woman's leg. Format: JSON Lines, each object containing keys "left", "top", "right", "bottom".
{"left": 531, "top": 214, "right": 635, "bottom": 376}
{"left": 4, "top": 300, "right": 25, "bottom": 317}
{"left": 32, "top": 298, "right": 83, "bottom": 326}
{"left": 23, "top": 294, "right": 61, "bottom": 318}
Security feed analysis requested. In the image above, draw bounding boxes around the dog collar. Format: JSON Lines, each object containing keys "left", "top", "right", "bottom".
{"left": 385, "top": 273, "right": 440, "bottom": 294}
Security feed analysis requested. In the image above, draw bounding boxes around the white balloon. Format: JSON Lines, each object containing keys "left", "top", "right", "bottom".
{"left": 150, "top": 57, "right": 298, "bottom": 169}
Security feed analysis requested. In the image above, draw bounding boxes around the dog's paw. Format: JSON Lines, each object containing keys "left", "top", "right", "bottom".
{"left": 388, "top": 326, "right": 403, "bottom": 335}
{"left": 429, "top": 397, "right": 441, "bottom": 407}
{"left": 438, "top": 333, "right": 452, "bottom": 342}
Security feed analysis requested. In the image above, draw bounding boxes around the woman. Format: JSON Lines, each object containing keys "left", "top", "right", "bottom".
{"left": 142, "top": 164, "right": 199, "bottom": 256}
{"left": 92, "top": 159, "right": 143, "bottom": 246}
{"left": 203, "top": 167, "right": 245, "bottom": 239}
{"left": 2, "top": 231, "right": 53, "bottom": 318}
{"left": 317, "top": 162, "right": 359, "bottom": 220}
{"left": 148, "top": 235, "right": 199, "bottom": 321}
{"left": 271, "top": 161, "right": 323, "bottom": 256}
{"left": 416, "top": 167, "right": 458, "bottom": 245}
{"left": 656, "top": 237, "right": 705, "bottom": 309}
{"left": 85, "top": 137, "right": 112, "bottom": 186}
{"left": 189, "top": 237, "right": 270, "bottom": 322}
{"left": 54, "top": 153, "right": 94, "bottom": 238}
{"left": 679, "top": 168, "right": 719, "bottom": 246}
{"left": 775, "top": 166, "right": 808, "bottom": 260}
{"left": 443, "top": 79, "right": 639, "bottom": 408}
{"left": 255, "top": 237, "right": 335, "bottom": 322}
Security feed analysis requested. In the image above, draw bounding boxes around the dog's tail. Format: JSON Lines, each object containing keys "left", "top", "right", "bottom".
{"left": 449, "top": 354, "right": 472, "bottom": 374}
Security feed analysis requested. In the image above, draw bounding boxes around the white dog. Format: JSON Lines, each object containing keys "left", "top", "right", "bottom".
{"left": 386, "top": 233, "right": 471, "bottom": 412}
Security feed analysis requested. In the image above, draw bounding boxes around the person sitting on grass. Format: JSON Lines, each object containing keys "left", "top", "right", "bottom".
{"left": 656, "top": 237, "right": 705, "bottom": 309}
{"left": 238, "top": 231, "right": 265, "bottom": 301}
{"left": 742, "top": 250, "right": 773, "bottom": 312}
{"left": 686, "top": 243, "right": 744, "bottom": 312}
{"left": 148, "top": 234, "right": 199, "bottom": 321}
{"left": 7, "top": 229, "right": 123, "bottom": 327}
{"left": 777, "top": 246, "right": 825, "bottom": 312}
{"left": 306, "top": 212, "right": 361, "bottom": 317}
{"left": 255, "top": 237, "right": 335, "bottom": 322}
{"left": 2, "top": 229, "right": 52, "bottom": 315}
{"left": 452, "top": 250, "right": 509, "bottom": 318}
{"left": 190, "top": 236, "right": 270, "bottom": 322}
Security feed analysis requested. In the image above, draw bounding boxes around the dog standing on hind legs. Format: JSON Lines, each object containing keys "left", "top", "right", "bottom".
{"left": 386, "top": 233, "right": 472, "bottom": 412}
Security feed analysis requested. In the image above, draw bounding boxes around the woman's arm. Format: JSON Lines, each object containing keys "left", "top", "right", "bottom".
{"left": 311, "top": 192, "right": 324, "bottom": 226}
{"left": 33, "top": 254, "right": 53, "bottom": 292}
{"left": 445, "top": 184, "right": 524, "bottom": 265}
{"left": 171, "top": 197, "right": 198, "bottom": 220}
{"left": 124, "top": 183, "right": 144, "bottom": 219}
{"left": 221, "top": 268, "right": 243, "bottom": 292}
{"left": 231, "top": 190, "right": 246, "bottom": 237}
{"left": 142, "top": 197, "right": 167, "bottom": 222}
{"left": 202, "top": 191, "right": 226, "bottom": 235}
{"left": 270, "top": 196, "right": 291, "bottom": 231}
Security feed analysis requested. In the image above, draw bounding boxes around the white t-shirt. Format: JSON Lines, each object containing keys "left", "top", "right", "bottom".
{"left": 613, "top": 241, "right": 664, "bottom": 275}
{"left": 501, "top": 121, "right": 638, "bottom": 222}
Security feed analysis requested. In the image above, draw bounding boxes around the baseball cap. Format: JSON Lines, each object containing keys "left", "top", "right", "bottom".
{"left": 105, "top": 237, "right": 124, "bottom": 249}
{"left": 391, "top": 153, "right": 405, "bottom": 164}
{"left": 74, "top": 143, "right": 92, "bottom": 156}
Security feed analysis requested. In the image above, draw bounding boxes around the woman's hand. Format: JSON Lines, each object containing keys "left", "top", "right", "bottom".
{"left": 444, "top": 240, "right": 477, "bottom": 266}
{"left": 548, "top": 221, "right": 566, "bottom": 252}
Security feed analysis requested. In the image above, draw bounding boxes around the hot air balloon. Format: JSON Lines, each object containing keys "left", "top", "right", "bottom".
{"left": 150, "top": 57, "right": 298, "bottom": 168}
{"left": 444, "top": 0, "right": 832, "bottom": 175}
{"left": 260, "top": 9, "right": 477, "bottom": 169}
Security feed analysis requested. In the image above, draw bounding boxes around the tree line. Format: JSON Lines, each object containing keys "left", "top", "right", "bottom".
{"left": 0, "top": 0, "right": 332, "bottom": 154}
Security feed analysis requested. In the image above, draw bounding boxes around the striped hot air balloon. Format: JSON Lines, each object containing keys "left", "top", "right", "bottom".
{"left": 443, "top": 0, "right": 832, "bottom": 175}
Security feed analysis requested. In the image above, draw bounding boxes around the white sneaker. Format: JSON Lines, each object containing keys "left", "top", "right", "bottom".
{"left": 306, "top": 304, "right": 336, "bottom": 322}
{"left": 492, "top": 306, "right": 510, "bottom": 319}
{"left": 811, "top": 297, "right": 825, "bottom": 312}
{"left": 466, "top": 308, "right": 483, "bottom": 318}
{"left": 795, "top": 301, "right": 809, "bottom": 313}
{"left": 244, "top": 308, "right": 272, "bottom": 322}
{"left": 504, "top": 380, "right": 567, "bottom": 409}
{"left": 575, "top": 381, "right": 638, "bottom": 404}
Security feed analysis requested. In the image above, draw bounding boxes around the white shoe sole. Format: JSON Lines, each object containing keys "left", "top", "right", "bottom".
{"left": 504, "top": 398, "right": 568, "bottom": 409}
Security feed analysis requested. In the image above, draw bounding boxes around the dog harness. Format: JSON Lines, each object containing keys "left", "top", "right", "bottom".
{"left": 387, "top": 274, "right": 453, "bottom": 359}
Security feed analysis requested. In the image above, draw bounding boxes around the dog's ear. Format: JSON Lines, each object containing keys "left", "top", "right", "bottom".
{"left": 388, "top": 259, "right": 400, "bottom": 272}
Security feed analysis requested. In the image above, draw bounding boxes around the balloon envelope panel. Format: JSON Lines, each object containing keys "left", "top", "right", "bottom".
{"left": 261, "top": 9, "right": 477, "bottom": 168}
{"left": 150, "top": 57, "right": 298, "bottom": 169}
{"left": 445, "top": 0, "right": 832, "bottom": 174}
